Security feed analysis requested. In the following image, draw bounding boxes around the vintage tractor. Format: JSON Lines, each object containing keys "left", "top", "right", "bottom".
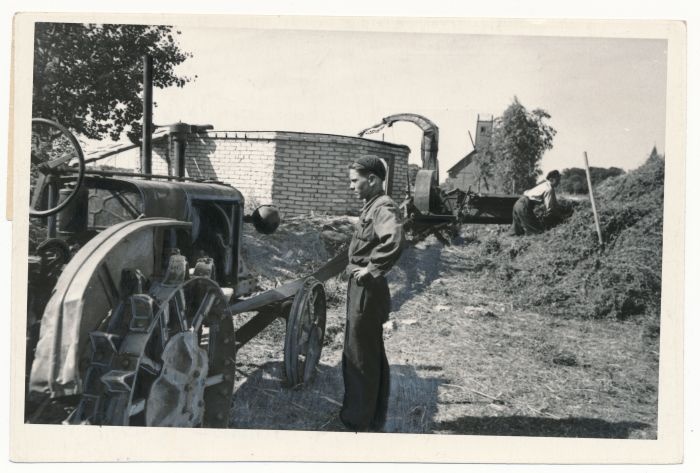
{"left": 26, "top": 116, "right": 328, "bottom": 428}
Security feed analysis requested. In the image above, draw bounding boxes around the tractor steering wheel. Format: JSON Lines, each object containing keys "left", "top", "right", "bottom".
{"left": 30, "top": 118, "right": 86, "bottom": 218}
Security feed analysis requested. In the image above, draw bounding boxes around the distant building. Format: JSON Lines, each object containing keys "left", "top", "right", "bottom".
{"left": 445, "top": 115, "right": 497, "bottom": 192}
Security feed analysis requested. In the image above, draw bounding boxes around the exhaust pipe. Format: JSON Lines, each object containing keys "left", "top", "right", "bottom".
{"left": 141, "top": 54, "right": 153, "bottom": 176}
{"left": 170, "top": 122, "right": 190, "bottom": 179}
{"left": 169, "top": 123, "right": 214, "bottom": 179}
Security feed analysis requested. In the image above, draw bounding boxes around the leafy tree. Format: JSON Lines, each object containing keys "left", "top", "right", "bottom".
{"left": 472, "top": 146, "right": 495, "bottom": 192}
{"left": 32, "top": 22, "right": 193, "bottom": 144}
{"left": 559, "top": 167, "right": 625, "bottom": 194}
{"left": 481, "top": 97, "right": 556, "bottom": 193}
{"left": 559, "top": 168, "right": 588, "bottom": 194}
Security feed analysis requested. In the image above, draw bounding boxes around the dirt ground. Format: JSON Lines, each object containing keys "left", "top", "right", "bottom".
{"left": 231, "top": 221, "right": 658, "bottom": 438}
{"left": 25, "top": 212, "right": 659, "bottom": 438}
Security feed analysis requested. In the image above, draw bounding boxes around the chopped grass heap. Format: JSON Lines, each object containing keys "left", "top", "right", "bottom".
{"left": 467, "top": 150, "right": 664, "bottom": 320}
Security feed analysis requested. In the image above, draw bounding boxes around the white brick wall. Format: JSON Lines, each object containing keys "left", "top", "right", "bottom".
{"left": 271, "top": 133, "right": 409, "bottom": 215}
{"left": 139, "top": 131, "right": 409, "bottom": 216}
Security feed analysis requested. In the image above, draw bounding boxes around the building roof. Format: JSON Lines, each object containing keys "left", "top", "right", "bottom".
{"left": 446, "top": 149, "right": 477, "bottom": 175}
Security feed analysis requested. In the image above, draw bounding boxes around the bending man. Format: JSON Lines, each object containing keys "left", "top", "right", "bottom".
{"left": 511, "top": 170, "right": 561, "bottom": 236}
{"left": 341, "top": 155, "right": 405, "bottom": 432}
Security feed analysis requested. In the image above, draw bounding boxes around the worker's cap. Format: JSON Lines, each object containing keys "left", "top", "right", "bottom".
{"left": 349, "top": 155, "right": 387, "bottom": 181}
{"left": 546, "top": 170, "right": 561, "bottom": 180}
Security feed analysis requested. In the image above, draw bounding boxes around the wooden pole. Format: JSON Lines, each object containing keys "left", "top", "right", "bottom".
{"left": 583, "top": 151, "right": 604, "bottom": 246}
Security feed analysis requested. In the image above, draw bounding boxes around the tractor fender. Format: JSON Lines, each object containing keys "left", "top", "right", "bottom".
{"left": 29, "top": 218, "right": 191, "bottom": 398}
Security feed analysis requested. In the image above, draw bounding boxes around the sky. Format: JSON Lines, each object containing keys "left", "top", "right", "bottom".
{"left": 151, "top": 27, "right": 668, "bottom": 180}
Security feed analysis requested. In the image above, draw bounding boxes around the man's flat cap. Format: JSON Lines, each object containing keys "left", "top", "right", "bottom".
{"left": 349, "top": 155, "right": 387, "bottom": 180}
{"left": 546, "top": 170, "right": 561, "bottom": 180}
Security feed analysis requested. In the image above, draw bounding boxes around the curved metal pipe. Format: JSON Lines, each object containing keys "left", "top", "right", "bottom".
{"left": 359, "top": 113, "right": 440, "bottom": 180}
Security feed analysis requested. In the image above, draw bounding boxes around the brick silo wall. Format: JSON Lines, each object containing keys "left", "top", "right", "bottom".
{"left": 270, "top": 132, "right": 409, "bottom": 216}
{"left": 147, "top": 131, "right": 410, "bottom": 216}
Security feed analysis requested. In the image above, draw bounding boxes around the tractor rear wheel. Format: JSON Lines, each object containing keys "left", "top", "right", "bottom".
{"left": 69, "top": 253, "right": 236, "bottom": 428}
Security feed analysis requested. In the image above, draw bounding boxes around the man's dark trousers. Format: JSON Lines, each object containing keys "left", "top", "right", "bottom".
{"left": 340, "top": 275, "right": 391, "bottom": 431}
{"left": 511, "top": 195, "right": 543, "bottom": 235}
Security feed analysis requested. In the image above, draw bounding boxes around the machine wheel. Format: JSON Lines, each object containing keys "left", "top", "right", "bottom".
{"left": 69, "top": 253, "right": 236, "bottom": 428}
{"left": 413, "top": 169, "right": 438, "bottom": 214}
{"left": 284, "top": 277, "right": 326, "bottom": 386}
{"left": 30, "top": 118, "right": 86, "bottom": 218}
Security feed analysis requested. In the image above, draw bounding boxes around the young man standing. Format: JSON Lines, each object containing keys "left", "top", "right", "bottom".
{"left": 341, "top": 155, "right": 404, "bottom": 432}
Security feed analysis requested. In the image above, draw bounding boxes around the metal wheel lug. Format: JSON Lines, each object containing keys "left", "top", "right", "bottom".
{"left": 74, "top": 273, "right": 233, "bottom": 427}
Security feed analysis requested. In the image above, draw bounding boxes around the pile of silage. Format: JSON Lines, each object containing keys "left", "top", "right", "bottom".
{"left": 475, "top": 151, "right": 664, "bottom": 320}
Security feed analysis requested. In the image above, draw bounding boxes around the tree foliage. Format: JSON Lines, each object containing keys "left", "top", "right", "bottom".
{"left": 32, "top": 22, "right": 193, "bottom": 143}
{"left": 559, "top": 166, "right": 625, "bottom": 194}
{"left": 478, "top": 97, "right": 557, "bottom": 193}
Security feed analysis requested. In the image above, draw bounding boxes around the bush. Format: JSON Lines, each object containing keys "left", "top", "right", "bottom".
{"left": 559, "top": 166, "right": 625, "bottom": 194}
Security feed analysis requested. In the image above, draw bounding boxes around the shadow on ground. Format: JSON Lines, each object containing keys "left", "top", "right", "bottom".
{"left": 230, "top": 361, "right": 446, "bottom": 433}
{"left": 390, "top": 242, "right": 444, "bottom": 311}
{"left": 433, "top": 415, "right": 650, "bottom": 438}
